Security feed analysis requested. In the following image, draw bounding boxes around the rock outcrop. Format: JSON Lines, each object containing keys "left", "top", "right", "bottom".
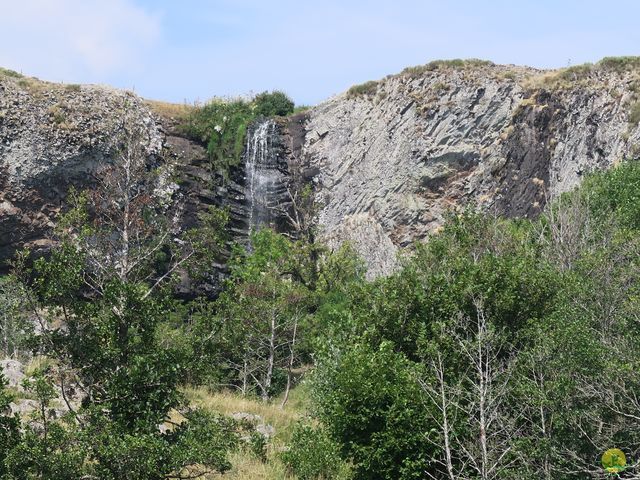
{"left": 0, "top": 76, "right": 163, "bottom": 266}
{"left": 3, "top": 60, "right": 640, "bottom": 278}
{"left": 302, "top": 61, "right": 640, "bottom": 276}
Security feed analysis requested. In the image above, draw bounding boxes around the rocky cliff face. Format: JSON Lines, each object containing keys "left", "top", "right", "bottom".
{"left": 2, "top": 60, "right": 640, "bottom": 278}
{"left": 0, "top": 77, "right": 163, "bottom": 265}
{"left": 302, "top": 61, "right": 640, "bottom": 276}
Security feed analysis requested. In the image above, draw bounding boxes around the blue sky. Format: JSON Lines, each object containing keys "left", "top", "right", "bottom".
{"left": 0, "top": 0, "right": 639, "bottom": 105}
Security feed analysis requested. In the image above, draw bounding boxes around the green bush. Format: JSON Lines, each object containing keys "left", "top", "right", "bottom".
{"left": 0, "top": 68, "right": 23, "bottom": 79}
{"left": 179, "top": 91, "right": 295, "bottom": 177}
{"left": 580, "top": 160, "right": 640, "bottom": 230}
{"left": 180, "top": 98, "right": 253, "bottom": 175}
{"left": 313, "top": 342, "right": 433, "bottom": 480}
{"left": 558, "top": 63, "right": 594, "bottom": 81}
{"left": 598, "top": 56, "right": 640, "bottom": 72}
{"left": 254, "top": 90, "right": 294, "bottom": 117}
{"left": 282, "top": 423, "right": 351, "bottom": 480}
{"left": 629, "top": 101, "right": 640, "bottom": 127}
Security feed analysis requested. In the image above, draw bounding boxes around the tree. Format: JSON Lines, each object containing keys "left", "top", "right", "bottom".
{"left": 10, "top": 101, "right": 237, "bottom": 478}
{"left": 312, "top": 341, "right": 434, "bottom": 480}
{"left": 419, "top": 300, "right": 516, "bottom": 480}
{"left": 0, "top": 276, "right": 32, "bottom": 358}
{"left": 214, "top": 230, "right": 311, "bottom": 402}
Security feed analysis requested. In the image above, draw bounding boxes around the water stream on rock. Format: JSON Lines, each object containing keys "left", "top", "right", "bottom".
{"left": 244, "top": 119, "right": 284, "bottom": 234}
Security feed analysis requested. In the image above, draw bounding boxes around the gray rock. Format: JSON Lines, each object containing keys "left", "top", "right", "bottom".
{"left": 302, "top": 64, "right": 640, "bottom": 275}
{"left": 0, "top": 359, "right": 25, "bottom": 390}
{"left": 9, "top": 399, "right": 38, "bottom": 416}
{"left": 231, "top": 412, "right": 263, "bottom": 424}
{"left": 256, "top": 423, "right": 276, "bottom": 438}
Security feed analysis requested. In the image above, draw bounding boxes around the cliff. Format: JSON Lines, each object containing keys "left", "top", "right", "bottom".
{"left": 2, "top": 59, "right": 640, "bottom": 277}
{"left": 302, "top": 59, "right": 640, "bottom": 276}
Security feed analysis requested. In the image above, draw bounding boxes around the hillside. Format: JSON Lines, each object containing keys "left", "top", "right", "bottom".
{"left": 302, "top": 58, "right": 640, "bottom": 275}
{"left": 2, "top": 59, "right": 640, "bottom": 479}
{"left": 3, "top": 59, "right": 640, "bottom": 276}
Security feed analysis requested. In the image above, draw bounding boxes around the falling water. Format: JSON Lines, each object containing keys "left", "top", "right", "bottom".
{"left": 244, "top": 119, "right": 283, "bottom": 234}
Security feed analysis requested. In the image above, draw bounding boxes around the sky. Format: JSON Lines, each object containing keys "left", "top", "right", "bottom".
{"left": 0, "top": 0, "right": 639, "bottom": 105}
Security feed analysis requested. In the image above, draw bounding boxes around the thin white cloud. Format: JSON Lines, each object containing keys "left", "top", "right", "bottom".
{"left": 0, "top": 0, "right": 160, "bottom": 81}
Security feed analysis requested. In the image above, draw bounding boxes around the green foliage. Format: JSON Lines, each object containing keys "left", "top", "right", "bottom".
{"left": 313, "top": 342, "right": 433, "bottom": 480}
{"left": 0, "top": 375, "right": 20, "bottom": 478}
{"left": 598, "top": 56, "right": 640, "bottom": 72}
{"left": 180, "top": 98, "right": 254, "bottom": 175}
{"left": 0, "top": 276, "right": 32, "bottom": 358}
{"left": 5, "top": 114, "right": 238, "bottom": 477}
{"left": 629, "top": 101, "right": 640, "bottom": 126}
{"left": 0, "top": 68, "right": 23, "bottom": 79}
{"left": 253, "top": 90, "right": 295, "bottom": 117}
{"left": 557, "top": 62, "right": 594, "bottom": 81}
{"left": 580, "top": 161, "right": 640, "bottom": 230}
{"left": 281, "top": 423, "right": 351, "bottom": 479}
{"left": 346, "top": 80, "right": 379, "bottom": 98}
{"left": 4, "top": 422, "right": 87, "bottom": 480}
{"left": 180, "top": 91, "right": 295, "bottom": 177}
{"left": 247, "top": 430, "right": 268, "bottom": 462}
{"left": 84, "top": 409, "right": 237, "bottom": 480}
{"left": 212, "top": 229, "right": 314, "bottom": 399}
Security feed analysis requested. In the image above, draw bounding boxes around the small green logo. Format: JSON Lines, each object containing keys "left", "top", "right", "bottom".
{"left": 602, "top": 448, "right": 626, "bottom": 475}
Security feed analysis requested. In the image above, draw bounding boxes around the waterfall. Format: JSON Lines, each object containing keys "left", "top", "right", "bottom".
{"left": 244, "top": 119, "right": 284, "bottom": 234}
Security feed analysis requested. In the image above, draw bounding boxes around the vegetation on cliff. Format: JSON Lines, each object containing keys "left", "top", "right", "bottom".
{"left": 179, "top": 91, "right": 294, "bottom": 177}
{"left": 4, "top": 60, "right": 640, "bottom": 478}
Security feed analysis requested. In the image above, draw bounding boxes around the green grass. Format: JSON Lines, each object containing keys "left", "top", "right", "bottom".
{"left": 290, "top": 105, "right": 311, "bottom": 115}
{"left": 0, "top": 67, "right": 23, "bottom": 78}
{"left": 346, "top": 80, "right": 379, "bottom": 98}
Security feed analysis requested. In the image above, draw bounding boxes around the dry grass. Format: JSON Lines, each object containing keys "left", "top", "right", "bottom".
{"left": 209, "top": 451, "right": 291, "bottom": 480}
{"left": 183, "top": 384, "right": 311, "bottom": 479}
{"left": 145, "top": 99, "right": 194, "bottom": 120}
{"left": 522, "top": 57, "right": 640, "bottom": 91}
{"left": 400, "top": 58, "right": 494, "bottom": 79}
{"left": 184, "top": 384, "right": 309, "bottom": 442}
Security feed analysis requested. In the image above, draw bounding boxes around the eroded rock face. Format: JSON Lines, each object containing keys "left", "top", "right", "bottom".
{"left": 0, "top": 77, "right": 163, "bottom": 266}
{"left": 302, "top": 64, "right": 640, "bottom": 276}
{"left": 3, "top": 63, "right": 640, "bottom": 279}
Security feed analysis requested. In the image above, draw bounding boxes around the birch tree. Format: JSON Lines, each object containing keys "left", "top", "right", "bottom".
{"left": 420, "top": 299, "right": 516, "bottom": 480}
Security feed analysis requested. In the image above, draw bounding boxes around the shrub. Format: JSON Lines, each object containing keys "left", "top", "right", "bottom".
{"left": 557, "top": 63, "right": 594, "bottom": 81}
{"left": 580, "top": 160, "right": 640, "bottom": 230}
{"left": 598, "top": 56, "right": 640, "bottom": 72}
{"left": 254, "top": 90, "right": 294, "bottom": 117}
{"left": 180, "top": 98, "right": 253, "bottom": 174}
{"left": 179, "top": 91, "right": 295, "bottom": 177}
{"left": 313, "top": 342, "right": 433, "bottom": 480}
{"left": 282, "top": 423, "right": 351, "bottom": 480}
{"left": 0, "top": 68, "right": 23, "bottom": 79}
{"left": 400, "top": 59, "right": 493, "bottom": 79}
